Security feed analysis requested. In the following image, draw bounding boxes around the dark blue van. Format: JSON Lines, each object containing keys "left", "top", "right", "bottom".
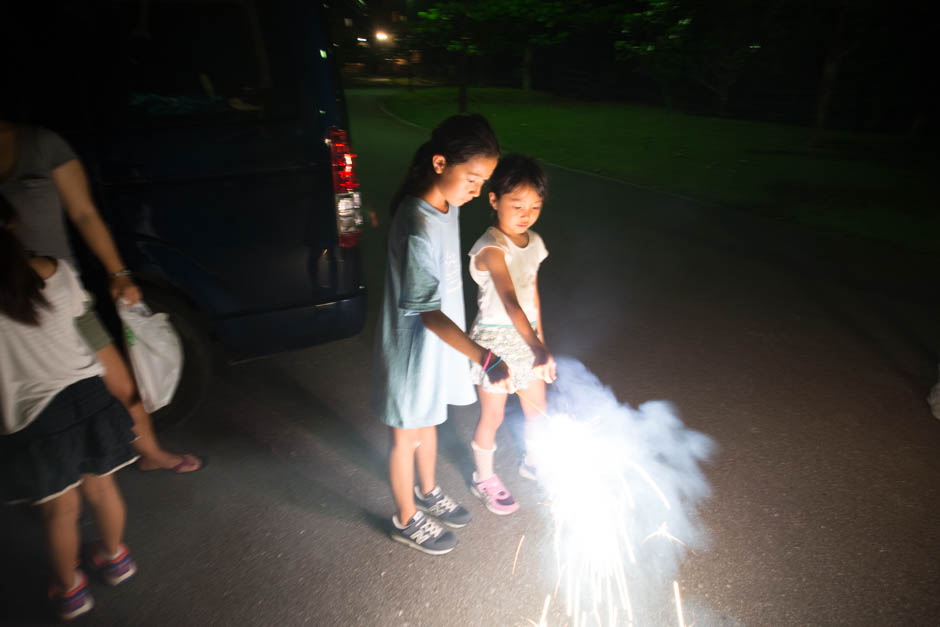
{"left": 6, "top": 0, "right": 366, "bottom": 423}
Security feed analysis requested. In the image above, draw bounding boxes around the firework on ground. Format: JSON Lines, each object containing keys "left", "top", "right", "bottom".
{"left": 525, "top": 358, "right": 714, "bottom": 626}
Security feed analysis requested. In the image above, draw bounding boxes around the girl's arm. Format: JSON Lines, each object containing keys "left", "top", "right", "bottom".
{"left": 51, "top": 159, "right": 141, "bottom": 304}
{"left": 419, "top": 309, "right": 513, "bottom": 392}
{"left": 476, "top": 247, "right": 546, "bottom": 360}
{"left": 534, "top": 274, "right": 545, "bottom": 344}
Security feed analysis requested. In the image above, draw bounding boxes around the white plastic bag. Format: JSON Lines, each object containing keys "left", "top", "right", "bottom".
{"left": 118, "top": 300, "right": 184, "bottom": 413}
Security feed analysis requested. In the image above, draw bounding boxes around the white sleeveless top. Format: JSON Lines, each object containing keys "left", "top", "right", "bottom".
{"left": 0, "top": 260, "right": 104, "bottom": 434}
{"left": 468, "top": 227, "right": 548, "bottom": 328}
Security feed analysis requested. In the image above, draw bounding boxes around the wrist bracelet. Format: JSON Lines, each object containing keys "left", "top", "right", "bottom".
{"left": 109, "top": 269, "right": 132, "bottom": 278}
{"left": 482, "top": 349, "right": 493, "bottom": 371}
{"left": 484, "top": 356, "right": 503, "bottom": 375}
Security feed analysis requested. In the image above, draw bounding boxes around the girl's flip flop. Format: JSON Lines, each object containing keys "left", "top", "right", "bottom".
{"left": 168, "top": 454, "right": 203, "bottom": 473}
{"left": 139, "top": 454, "right": 204, "bottom": 473}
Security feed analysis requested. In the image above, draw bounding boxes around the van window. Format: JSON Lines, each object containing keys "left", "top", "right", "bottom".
{"left": 97, "top": 0, "right": 299, "bottom": 126}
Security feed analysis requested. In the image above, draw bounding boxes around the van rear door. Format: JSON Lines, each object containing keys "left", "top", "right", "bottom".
{"left": 88, "top": 0, "right": 364, "bottom": 357}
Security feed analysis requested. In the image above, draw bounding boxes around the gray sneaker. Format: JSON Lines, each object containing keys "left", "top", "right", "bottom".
{"left": 414, "top": 486, "right": 472, "bottom": 528}
{"left": 390, "top": 510, "right": 457, "bottom": 555}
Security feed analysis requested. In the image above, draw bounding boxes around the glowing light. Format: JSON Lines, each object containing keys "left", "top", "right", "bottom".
{"left": 513, "top": 535, "right": 526, "bottom": 576}
{"left": 673, "top": 581, "right": 687, "bottom": 627}
{"left": 540, "top": 594, "right": 552, "bottom": 625}
{"left": 522, "top": 358, "right": 714, "bottom": 626}
{"left": 375, "top": 30, "right": 389, "bottom": 41}
{"left": 643, "top": 523, "right": 690, "bottom": 551}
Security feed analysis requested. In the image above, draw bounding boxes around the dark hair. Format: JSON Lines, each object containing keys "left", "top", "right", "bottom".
{"left": 389, "top": 113, "right": 500, "bottom": 217}
{"left": 0, "top": 193, "right": 48, "bottom": 325}
{"left": 488, "top": 154, "right": 548, "bottom": 200}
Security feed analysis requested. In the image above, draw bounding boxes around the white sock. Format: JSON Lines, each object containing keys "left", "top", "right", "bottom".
{"left": 471, "top": 440, "right": 496, "bottom": 481}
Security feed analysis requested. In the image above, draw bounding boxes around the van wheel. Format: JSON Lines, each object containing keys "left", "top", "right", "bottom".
{"left": 141, "top": 286, "right": 213, "bottom": 429}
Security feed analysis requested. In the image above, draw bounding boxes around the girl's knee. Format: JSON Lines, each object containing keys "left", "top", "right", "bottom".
{"left": 390, "top": 428, "right": 417, "bottom": 450}
{"left": 97, "top": 351, "right": 141, "bottom": 407}
{"left": 480, "top": 405, "right": 506, "bottom": 425}
{"left": 81, "top": 474, "right": 117, "bottom": 501}
{"left": 79, "top": 480, "right": 102, "bottom": 506}
{"left": 41, "top": 488, "right": 81, "bottom": 521}
{"left": 520, "top": 384, "right": 547, "bottom": 418}
{"left": 478, "top": 389, "right": 508, "bottom": 420}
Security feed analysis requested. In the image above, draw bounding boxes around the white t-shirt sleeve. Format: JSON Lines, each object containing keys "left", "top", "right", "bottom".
{"left": 468, "top": 227, "right": 512, "bottom": 266}
{"left": 399, "top": 234, "right": 442, "bottom": 314}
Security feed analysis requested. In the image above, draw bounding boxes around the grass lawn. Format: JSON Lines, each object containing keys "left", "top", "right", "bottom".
{"left": 383, "top": 88, "right": 938, "bottom": 254}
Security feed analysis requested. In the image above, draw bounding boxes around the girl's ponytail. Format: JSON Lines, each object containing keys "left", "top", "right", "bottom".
{"left": 389, "top": 113, "right": 500, "bottom": 218}
{"left": 0, "top": 194, "right": 48, "bottom": 325}
{"left": 389, "top": 140, "right": 436, "bottom": 218}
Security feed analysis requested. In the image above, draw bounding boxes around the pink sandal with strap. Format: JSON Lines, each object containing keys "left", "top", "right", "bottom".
{"left": 471, "top": 474, "right": 519, "bottom": 515}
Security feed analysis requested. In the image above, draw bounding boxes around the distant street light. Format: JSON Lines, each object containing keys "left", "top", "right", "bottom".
{"left": 375, "top": 30, "right": 389, "bottom": 42}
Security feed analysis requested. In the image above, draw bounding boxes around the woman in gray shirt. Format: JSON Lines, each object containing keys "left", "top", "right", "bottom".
{"left": 0, "top": 120, "right": 201, "bottom": 473}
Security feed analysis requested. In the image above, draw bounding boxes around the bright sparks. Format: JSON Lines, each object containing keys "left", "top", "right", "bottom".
{"left": 673, "top": 581, "right": 687, "bottom": 627}
{"left": 513, "top": 535, "right": 526, "bottom": 576}
{"left": 524, "top": 358, "right": 714, "bottom": 626}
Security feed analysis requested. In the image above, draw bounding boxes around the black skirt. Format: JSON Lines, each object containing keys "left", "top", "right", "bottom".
{"left": 0, "top": 377, "right": 138, "bottom": 505}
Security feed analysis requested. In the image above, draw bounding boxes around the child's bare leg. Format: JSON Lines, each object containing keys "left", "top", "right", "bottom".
{"left": 519, "top": 378, "right": 547, "bottom": 469}
{"left": 474, "top": 387, "right": 508, "bottom": 450}
{"left": 39, "top": 487, "right": 82, "bottom": 590}
{"left": 473, "top": 388, "right": 508, "bottom": 480}
{"left": 96, "top": 344, "right": 200, "bottom": 473}
{"left": 519, "top": 378, "right": 547, "bottom": 420}
{"left": 389, "top": 427, "right": 419, "bottom": 523}
{"left": 414, "top": 426, "right": 438, "bottom": 495}
{"left": 80, "top": 474, "right": 125, "bottom": 555}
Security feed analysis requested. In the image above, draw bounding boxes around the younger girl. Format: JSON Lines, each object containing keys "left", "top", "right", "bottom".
{"left": 374, "top": 114, "right": 512, "bottom": 555}
{"left": 467, "top": 155, "right": 557, "bottom": 515}
{"left": 0, "top": 196, "right": 138, "bottom": 621}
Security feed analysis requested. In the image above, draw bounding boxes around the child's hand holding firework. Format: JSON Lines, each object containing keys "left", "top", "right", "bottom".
{"left": 531, "top": 343, "right": 558, "bottom": 384}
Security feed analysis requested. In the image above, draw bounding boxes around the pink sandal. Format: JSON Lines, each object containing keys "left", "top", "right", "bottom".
{"left": 140, "top": 453, "right": 203, "bottom": 473}
{"left": 471, "top": 474, "right": 519, "bottom": 516}
{"left": 169, "top": 454, "right": 202, "bottom": 473}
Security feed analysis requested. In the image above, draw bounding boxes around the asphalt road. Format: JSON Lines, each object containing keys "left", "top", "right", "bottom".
{"left": 2, "top": 89, "right": 938, "bottom": 627}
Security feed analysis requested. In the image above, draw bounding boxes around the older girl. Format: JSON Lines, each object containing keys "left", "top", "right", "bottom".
{"left": 374, "top": 114, "right": 511, "bottom": 555}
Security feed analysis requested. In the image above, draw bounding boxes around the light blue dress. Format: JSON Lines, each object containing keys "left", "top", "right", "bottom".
{"left": 372, "top": 196, "right": 477, "bottom": 428}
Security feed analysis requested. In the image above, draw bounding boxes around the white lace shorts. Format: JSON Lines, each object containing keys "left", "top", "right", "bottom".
{"left": 469, "top": 323, "right": 539, "bottom": 393}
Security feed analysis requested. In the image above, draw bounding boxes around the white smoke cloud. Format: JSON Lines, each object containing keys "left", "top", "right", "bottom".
{"left": 530, "top": 357, "right": 716, "bottom": 625}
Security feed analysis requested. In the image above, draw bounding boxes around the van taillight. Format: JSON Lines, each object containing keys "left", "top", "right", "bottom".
{"left": 327, "top": 127, "right": 363, "bottom": 247}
